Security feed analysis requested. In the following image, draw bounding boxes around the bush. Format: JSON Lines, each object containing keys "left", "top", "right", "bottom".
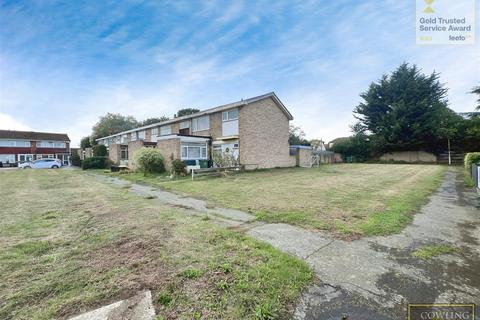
{"left": 171, "top": 159, "right": 187, "bottom": 176}
{"left": 464, "top": 152, "right": 480, "bottom": 170}
{"left": 70, "top": 152, "right": 81, "bottom": 166}
{"left": 93, "top": 144, "right": 108, "bottom": 157}
{"left": 81, "top": 156, "right": 111, "bottom": 170}
{"left": 134, "top": 147, "right": 165, "bottom": 175}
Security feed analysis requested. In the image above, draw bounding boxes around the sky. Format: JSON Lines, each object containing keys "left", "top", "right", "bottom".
{"left": 0, "top": 0, "right": 479, "bottom": 147}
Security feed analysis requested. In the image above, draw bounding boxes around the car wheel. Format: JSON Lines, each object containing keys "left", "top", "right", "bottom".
{"left": 52, "top": 165, "right": 59, "bottom": 169}
{"left": 23, "top": 166, "right": 31, "bottom": 169}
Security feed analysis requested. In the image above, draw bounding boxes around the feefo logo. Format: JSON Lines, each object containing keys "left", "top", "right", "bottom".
{"left": 408, "top": 304, "right": 475, "bottom": 320}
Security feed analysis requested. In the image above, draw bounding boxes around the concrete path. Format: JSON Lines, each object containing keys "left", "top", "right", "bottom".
{"left": 91, "top": 168, "right": 479, "bottom": 319}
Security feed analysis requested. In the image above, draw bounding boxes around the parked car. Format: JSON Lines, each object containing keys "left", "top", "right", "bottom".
{"left": 18, "top": 159, "right": 62, "bottom": 169}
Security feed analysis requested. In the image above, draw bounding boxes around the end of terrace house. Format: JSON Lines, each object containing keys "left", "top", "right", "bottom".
{"left": 96, "top": 92, "right": 295, "bottom": 170}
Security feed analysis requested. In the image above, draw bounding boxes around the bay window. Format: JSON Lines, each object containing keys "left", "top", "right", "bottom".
{"left": 181, "top": 143, "right": 208, "bottom": 160}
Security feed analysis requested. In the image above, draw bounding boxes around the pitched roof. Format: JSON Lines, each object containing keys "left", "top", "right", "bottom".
{"left": 0, "top": 130, "right": 70, "bottom": 142}
{"left": 327, "top": 137, "right": 350, "bottom": 145}
{"left": 96, "top": 92, "right": 293, "bottom": 141}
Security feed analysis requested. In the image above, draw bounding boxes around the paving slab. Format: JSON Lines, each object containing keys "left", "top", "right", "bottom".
{"left": 69, "top": 291, "right": 155, "bottom": 320}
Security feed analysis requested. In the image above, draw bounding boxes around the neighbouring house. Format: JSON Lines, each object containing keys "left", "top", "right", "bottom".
{"left": 96, "top": 92, "right": 294, "bottom": 170}
{"left": 0, "top": 130, "right": 71, "bottom": 166}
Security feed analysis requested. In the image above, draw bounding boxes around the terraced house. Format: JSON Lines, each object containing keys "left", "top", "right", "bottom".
{"left": 0, "top": 130, "right": 71, "bottom": 166}
{"left": 96, "top": 92, "right": 294, "bottom": 170}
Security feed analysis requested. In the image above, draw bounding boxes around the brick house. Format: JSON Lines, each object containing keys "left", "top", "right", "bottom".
{"left": 0, "top": 130, "right": 71, "bottom": 166}
{"left": 96, "top": 92, "right": 294, "bottom": 170}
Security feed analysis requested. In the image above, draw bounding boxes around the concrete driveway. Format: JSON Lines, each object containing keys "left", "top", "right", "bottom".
{"left": 93, "top": 167, "right": 479, "bottom": 319}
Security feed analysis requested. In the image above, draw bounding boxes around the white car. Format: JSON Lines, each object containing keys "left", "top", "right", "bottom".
{"left": 19, "top": 159, "right": 62, "bottom": 169}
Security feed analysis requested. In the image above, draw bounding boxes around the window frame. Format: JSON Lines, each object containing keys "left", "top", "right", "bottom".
{"left": 222, "top": 108, "right": 238, "bottom": 122}
{"left": 192, "top": 116, "right": 210, "bottom": 132}
{"left": 180, "top": 143, "right": 208, "bottom": 160}
{"left": 160, "top": 125, "right": 172, "bottom": 136}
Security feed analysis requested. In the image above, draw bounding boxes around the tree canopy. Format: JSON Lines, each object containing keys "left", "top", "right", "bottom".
{"left": 175, "top": 108, "right": 200, "bottom": 118}
{"left": 92, "top": 113, "right": 139, "bottom": 140}
{"left": 354, "top": 63, "right": 455, "bottom": 152}
{"left": 289, "top": 125, "right": 310, "bottom": 146}
{"left": 471, "top": 85, "right": 480, "bottom": 110}
{"left": 80, "top": 136, "right": 92, "bottom": 149}
{"left": 140, "top": 116, "right": 169, "bottom": 126}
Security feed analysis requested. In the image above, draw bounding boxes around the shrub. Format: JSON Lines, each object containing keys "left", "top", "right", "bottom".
{"left": 93, "top": 144, "right": 108, "bottom": 157}
{"left": 134, "top": 147, "right": 165, "bottom": 175}
{"left": 464, "top": 152, "right": 480, "bottom": 170}
{"left": 70, "top": 152, "right": 81, "bottom": 166}
{"left": 171, "top": 159, "right": 187, "bottom": 176}
{"left": 81, "top": 156, "right": 111, "bottom": 170}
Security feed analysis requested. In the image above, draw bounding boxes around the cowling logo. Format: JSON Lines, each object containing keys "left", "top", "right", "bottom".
{"left": 408, "top": 304, "right": 475, "bottom": 320}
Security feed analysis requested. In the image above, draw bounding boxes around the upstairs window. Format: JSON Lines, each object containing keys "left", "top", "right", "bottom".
{"left": 160, "top": 125, "right": 172, "bottom": 136}
{"left": 192, "top": 116, "right": 209, "bottom": 132}
{"left": 0, "top": 140, "right": 30, "bottom": 147}
{"left": 138, "top": 131, "right": 145, "bottom": 140}
{"left": 222, "top": 108, "right": 238, "bottom": 121}
{"left": 37, "top": 141, "right": 56, "bottom": 148}
{"left": 179, "top": 121, "right": 190, "bottom": 129}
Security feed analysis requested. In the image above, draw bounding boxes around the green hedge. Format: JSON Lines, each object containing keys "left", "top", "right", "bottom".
{"left": 134, "top": 147, "right": 165, "bottom": 174}
{"left": 82, "top": 156, "right": 111, "bottom": 170}
{"left": 464, "top": 152, "right": 480, "bottom": 170}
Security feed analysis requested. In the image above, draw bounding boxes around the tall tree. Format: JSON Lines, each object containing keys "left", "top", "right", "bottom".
{"left": 289, "top": 125, "right": 310, "bottom": 146}
{"left": 141, "top": 116, "right": 169, "bottom": 126}
{"left": 80, "top": 136, "right": 92, "bottom": 149}
{"left": 92, "top": 113, "right": 139, "bottom": 140}
{"left": 471, "top": 85, "right": 480, "bottom": 110}
{"left": 354, "top": 63, "right": 452, "bottom": 151}
{"left": 175, "top": 108, "right": 200, "bottom": 118}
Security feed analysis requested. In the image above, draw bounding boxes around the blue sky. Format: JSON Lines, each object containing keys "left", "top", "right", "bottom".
{"left": 0, "top": 0, "right": 478, "bottom": 146}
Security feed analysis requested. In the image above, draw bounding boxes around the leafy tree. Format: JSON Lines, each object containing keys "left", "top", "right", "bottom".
{"left": 354, "top": 63, "right": 453, "bottom": 152}
{"left": 330, "top": 135, "right": 371, "bottom": 162}
{"left": 289, "top": 125, "right": 310, "bottom": 146}
{"left": 80, "top": 136, "right": 92, "bottom": 149}
{"left": 92, "top": 113, "right": 139, "bottom": 140}
{"left": 310, "top": 139, "right": 325, "bottom": 150}
{"left": 141, "top": 116, "right": 169, "bottom": 126}
{"left": 471, "top": 85, "right": 480, "bottom": 110}
{"left": 175, "top": 108, "right": 200, "bottom": 118}
{"left": 70, "top": 152, "right": 81, "bottom": 166}
{"left": 93, "top": 144, "right": 107, "bottom": 157}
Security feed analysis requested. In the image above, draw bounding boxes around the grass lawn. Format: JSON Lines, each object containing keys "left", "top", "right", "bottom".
{"left": 109, "top": 164, "right": 447, "bottom": 237}
{"left": 0, "top": 169, "right": 312, "bottom": 320}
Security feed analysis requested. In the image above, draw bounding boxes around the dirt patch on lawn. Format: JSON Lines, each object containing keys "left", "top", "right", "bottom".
{"left": 84, "top": 237, "right": 173, "bottom": 288}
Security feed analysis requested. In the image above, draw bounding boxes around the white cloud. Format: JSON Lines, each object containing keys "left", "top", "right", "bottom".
{"left": 0, "top": 113, "right": 32, "bottom": 131}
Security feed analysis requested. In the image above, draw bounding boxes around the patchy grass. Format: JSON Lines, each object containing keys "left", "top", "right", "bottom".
{"left": 412, "top": 245, "right": 458, "bottom": 260}
{"left": 105, "top": 164, "right": 446, "bottom": 237}
{"left": 0, "top": 169, "right": 312, "bottom": 319}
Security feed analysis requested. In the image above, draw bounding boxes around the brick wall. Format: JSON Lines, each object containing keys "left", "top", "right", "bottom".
{"left": 127, "top": 140, "right": 145, "bottom": 169}
{"left": 238, "top": 97, "right": 292, "bottom": 169}
{"left": 108, "top": 143, "right": 121, "bottom": 165}
{"left": 157, "top": 138, "right": 181, "bottom": 171}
